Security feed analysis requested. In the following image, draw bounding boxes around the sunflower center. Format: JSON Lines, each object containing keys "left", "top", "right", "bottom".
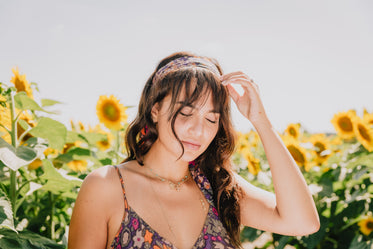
{"left": 288, "top": 145, "right": 305, "bottom": 164}
{"left": 367, "top": 221, "right": 373, "bottom": 230}
{"left": 358, "top": 124, "right": 371, "bottom": 142}
{"left": 14, "top": 76, "right": 27, "bottom": 92}
{"left": 103, "top": 102, "right": 120, "bottom": 121}
{"left": 338, "top": 117, "right": 353, "bottom": 132}
{"left": 289, "top": 128, "right": 297, "bottom": 137}
{"left": 315, "top": 142, "right": 326, "bottom": 154}
{"left": 100, "top": 140, "right": 109, "bottom": 146}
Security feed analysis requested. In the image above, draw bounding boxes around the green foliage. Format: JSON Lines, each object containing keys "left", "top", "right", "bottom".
{"left": 239, "top": 133, "right": 373, "bottom": 248}
{"left": 0, "top": 228, "right": 65, "bottom": 249}
{"left": 0, "top": 137, "right": 37, "bottom": 171}
{"left": 28, "top": 118, "right": 67, "bottom": 151}
{"left": 14, "top": 92, "right": 55, "bottom": 114}
{"left": 0, "top": 189, "right": 16, "bottom": 232}
{"left": 39, "top": 159, "right": 82, "bottom": 194}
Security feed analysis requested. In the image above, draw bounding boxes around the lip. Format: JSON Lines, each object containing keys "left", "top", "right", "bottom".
{"left": 182, "top": 141, "right": 201, "bottom": 150}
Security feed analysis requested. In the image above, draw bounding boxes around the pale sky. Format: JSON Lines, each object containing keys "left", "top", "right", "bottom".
{"left": 1, "top": 0, "right": 372, "bottom": 133}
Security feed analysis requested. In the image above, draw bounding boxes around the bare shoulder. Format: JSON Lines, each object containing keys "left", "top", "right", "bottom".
{"left": 68, "top": 165, "right": 120, "bottom": 248}
{"left": 80, "top": 166, "right": 118, "bottom": 195}
{"left": 84, "top": 165, "right": 117, "bottom": 183}
{"left": 74, "top": 165, "right": 120, "bottom": 214}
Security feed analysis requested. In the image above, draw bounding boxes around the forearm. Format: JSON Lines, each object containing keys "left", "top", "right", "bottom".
{"left": 253, "top": 117, "right": 319, "bottom": 232}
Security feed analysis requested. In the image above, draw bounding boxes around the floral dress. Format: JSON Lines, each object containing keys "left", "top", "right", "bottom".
{"left": 110, "top": 162, "right": 236, "bottom": 249}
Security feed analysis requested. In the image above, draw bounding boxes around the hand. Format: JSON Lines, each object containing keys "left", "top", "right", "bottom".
{"left": 220, "top": 71, "right": 269, "bottom": 126}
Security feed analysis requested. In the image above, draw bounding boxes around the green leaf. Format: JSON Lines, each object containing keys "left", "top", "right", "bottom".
{"left": 67, "top": 147, "right": 91, "bottom": 157}
{"left": 40, "top": 98, "right": 63, "bottom": 107}
{"left": 273, "top": 234, "right": 292, "bottom": 249}
{"left": 18, "top": 119, "right": 30, "bottom": 131}
{"left": 301, "top": 215, "right": 328, "bottom": 249}
{"left": 0, "top": 189, "right": 16, "bottom": 232}
{"left": 348, "top": 234, "right": 370, "bottom": 249}
{"left": 240, "top": 226, "right": 264, "bottom": 242}
{"left": 80, "top": 131, "right": 107, "bottom": 145}
{"left": 99, "top": 158, "right": 112, "bottom": 165}
{"left": 0, "top": 137, "right": 38, "bottom": 171}
{"left": 66, "top": 131, "right": 85, "bottom": 144}
{"left": 346, "top": 153, "right": 373, "bottom": 170}
{"left": 39, "top": 159, "right": 82, "bottom": 195}
{"left": 14, "top": 92, "right": 55, "bottom": 114}
{"left": 29, "top": 117, "right": 67, "bottom": 151}
{"left": 0, "top": 228, "right": 65, "bottom": 249}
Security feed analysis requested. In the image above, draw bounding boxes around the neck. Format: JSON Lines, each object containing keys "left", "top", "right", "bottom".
{"left": 143, "top": 140, "right": 190, "bottom": 182}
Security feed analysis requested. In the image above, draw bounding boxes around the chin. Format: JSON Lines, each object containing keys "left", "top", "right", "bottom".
{"left": 178, "top": 151, "right": 203, "bottom": 163}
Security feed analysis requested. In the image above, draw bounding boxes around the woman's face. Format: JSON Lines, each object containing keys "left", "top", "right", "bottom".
{"left": 152, "top": 91, "right": 220, "bottom": 162}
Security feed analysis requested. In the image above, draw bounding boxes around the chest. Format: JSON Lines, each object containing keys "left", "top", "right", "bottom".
{"left": 108, "top": 181, "right": 210, "bottom": 249}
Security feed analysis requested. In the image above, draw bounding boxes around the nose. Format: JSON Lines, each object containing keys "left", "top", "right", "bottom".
{"left": 187, "top": 115, "right": 204, "bottom": 137}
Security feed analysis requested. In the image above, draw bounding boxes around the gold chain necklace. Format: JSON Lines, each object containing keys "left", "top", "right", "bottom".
{"left": 145, "top": 168, "right": 208, "bottom": 246}
{"left": 147, "top": 167, "right": 190, "bottom": 191}
{"left": 147, "top": 176, "right": 177, "bottom": 243}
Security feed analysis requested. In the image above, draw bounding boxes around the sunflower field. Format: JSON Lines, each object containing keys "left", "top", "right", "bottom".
{"left": 0, "top": 69, "right": 373, "bottom": 249}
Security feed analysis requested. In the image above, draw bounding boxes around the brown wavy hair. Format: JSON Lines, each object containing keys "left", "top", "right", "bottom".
{"left": 124, "top": 52, "right": 242, "bottom": 247}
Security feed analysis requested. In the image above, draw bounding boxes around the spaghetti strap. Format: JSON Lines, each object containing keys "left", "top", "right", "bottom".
{"left": 113, "top": 165, "right": 129, "bottom": 213}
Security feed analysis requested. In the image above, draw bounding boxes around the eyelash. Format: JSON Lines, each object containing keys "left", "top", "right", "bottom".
{"left": 179, "top": 112, "right": 217, "bottom": 124}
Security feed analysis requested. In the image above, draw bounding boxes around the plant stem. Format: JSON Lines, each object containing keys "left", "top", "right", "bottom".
{"left": 49, "top": 192, "right": 55, "bottom": 240}
{"left": 9, "top": 170, "right": 16, "bottom": 215}
{"left": 9, "top": 91, "right": 18, "bottom": 215}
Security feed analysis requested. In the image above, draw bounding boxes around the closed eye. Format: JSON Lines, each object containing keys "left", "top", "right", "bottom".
{"left": 180, "top": 112, "right": 192, "bottom": 117}
{"left": 206, "top": 118, "right": 217, "bottom": 124}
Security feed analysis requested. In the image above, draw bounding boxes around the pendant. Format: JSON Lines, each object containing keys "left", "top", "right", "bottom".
{"left": 169, "top": 182, "right": 181, "bottom": 191}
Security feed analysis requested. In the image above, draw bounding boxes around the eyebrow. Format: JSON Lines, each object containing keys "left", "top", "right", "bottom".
{"left": 177, "top": 102, "right": 220, "bottom": 114}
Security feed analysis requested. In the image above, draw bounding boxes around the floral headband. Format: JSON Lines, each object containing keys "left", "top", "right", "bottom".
{"left": 152, "top": 56, "right": 220, "bottom": 84}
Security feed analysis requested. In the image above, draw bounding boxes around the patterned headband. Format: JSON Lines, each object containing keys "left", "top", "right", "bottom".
{"left": 152, "top": 56, "right": 220, "bottom": 84}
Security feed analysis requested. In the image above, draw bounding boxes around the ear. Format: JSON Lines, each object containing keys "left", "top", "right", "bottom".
{"left": 151, "top": 103, "right": 160, "bottom": 123}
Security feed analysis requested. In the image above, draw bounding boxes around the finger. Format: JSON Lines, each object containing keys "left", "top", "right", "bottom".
{"left": 226, "top": 84, "right": 241, "bottom": 103}
{"left": 222, "top": 75, "right": 252, "bottom": 84}
{"left": 223, "top": 76, "right": 259, "bottom": 92}
{"left": 221, "top": 73, "right": 255, "bottom": 86}
{"left": 220, "top": 71, "right": 249, "bottom": 81}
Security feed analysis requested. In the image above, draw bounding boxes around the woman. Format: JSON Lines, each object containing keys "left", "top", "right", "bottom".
{"left": 68, "top": 52, "right": 320, "bottom": 249}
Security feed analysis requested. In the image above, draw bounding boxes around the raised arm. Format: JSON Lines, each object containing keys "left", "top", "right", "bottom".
{"left": 221, "top": 72, "right": 320, "bottom": 236}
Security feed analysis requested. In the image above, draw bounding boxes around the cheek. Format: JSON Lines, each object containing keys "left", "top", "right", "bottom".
{"left": 207, "top": 126, "right": 219, "bottom": 141}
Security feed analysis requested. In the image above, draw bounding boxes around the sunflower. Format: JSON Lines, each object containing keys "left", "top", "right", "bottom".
{"left": 284, "top": 123, "right": 301, "bottom": 140}
{"left": 18, "top": 111, "right": 35, "bottom": 143}
{"left": 62, "top": 140, "right": 82, "bottom": 154}
{"left": 285, "top": 140, "right": 310, "bottom": 171}
{"left": 247, "top": 130, "right": 260, "bottom": 148}
{"left": 331, "top": 110, "right": 356, "bottom": 139}
{"left": 10, "top": 67, "right": 33, "bottom": 98}
{"left": 91, "top": 124, "right": 114, "bottom": 151}
{"left": 67, "top": 160, "right": 88, "bottom": 172}
{"left": 363, "top": 111, "right": 373, "bottom": 126}
{"left": 241, "top": 148, "right": 261, "bottom": 175}
{"left": 0, "top": 103, "right": 11, "bottom": 143}
{"left": 78, "top": 121, "right": 86, "bottom": 131}
{"left": 358, "top": 216, "right": 373, "bottom": 236}
{"left": 308, "top": 134, "right": 331, "bottom": 165}
{"left": 353, "top": 116, "right": 373, "bottom": 152}
{"left": 236, "top": 131, "right": 250, "bottom": 153}
{"left": 28, "top": 158, "right": 43, "bottom": 170}
{"left": 44, "top": 147, "right": 59, "bottom": 157}
{"left": 96, "top": 95, "right": 127, "bottom": 130}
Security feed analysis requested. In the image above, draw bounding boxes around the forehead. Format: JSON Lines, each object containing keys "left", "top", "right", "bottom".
{"left": 160, "top": 79, "right": 221, "bottom": 116}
